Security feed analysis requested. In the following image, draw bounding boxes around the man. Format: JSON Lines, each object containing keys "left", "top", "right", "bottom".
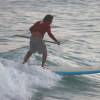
{"left": 23, "top": 14, "right": 60, "bottom": 68}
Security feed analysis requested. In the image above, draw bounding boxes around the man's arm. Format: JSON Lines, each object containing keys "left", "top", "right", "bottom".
{"left": 47, "top": 26, "right": 60, "bottom": 45}
{"left": 29, "top": 26, "right": 33, "bottom": 33}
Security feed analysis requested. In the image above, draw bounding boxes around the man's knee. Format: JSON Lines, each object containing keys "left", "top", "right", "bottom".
{"left": 28, "top": 51, "right": 33, "bottom": 55}
{"left": 43, "top": 50, "right": 47, "bottom": 56}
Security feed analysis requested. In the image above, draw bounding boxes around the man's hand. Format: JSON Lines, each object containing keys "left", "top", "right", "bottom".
{"left": 56, "top": 41, "right": 60, "bottom": 45}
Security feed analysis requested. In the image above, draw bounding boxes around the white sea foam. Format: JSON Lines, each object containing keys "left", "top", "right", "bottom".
{"left": 0, "top": 58, "right": 61, "bottom": 100}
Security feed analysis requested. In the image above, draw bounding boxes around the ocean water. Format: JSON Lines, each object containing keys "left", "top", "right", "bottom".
{"left": 0, "top": 0, "right": 100, "bottom": 100}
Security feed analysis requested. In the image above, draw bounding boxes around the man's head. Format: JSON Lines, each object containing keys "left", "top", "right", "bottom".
{"left": 43, "top": 14, "right": 53, "bottom": 24}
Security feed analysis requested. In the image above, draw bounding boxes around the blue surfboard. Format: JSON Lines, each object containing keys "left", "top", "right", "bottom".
{"left": 48, "top": 66, "right": 100, "bottom": 75}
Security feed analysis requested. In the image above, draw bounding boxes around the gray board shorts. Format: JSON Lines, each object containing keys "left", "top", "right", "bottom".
{"left": 30, "top": 36, "right": 47, "bottom": 54}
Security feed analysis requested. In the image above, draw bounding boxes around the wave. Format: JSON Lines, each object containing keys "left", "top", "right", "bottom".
{"left": 0, "top": 57, "right": 61, "bottom": 100}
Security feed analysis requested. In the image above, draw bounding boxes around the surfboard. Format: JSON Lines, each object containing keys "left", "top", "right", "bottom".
{"left": 47, "top": 66, "right": 100, "bottom": 75}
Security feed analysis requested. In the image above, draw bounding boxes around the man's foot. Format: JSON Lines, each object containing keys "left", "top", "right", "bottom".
{"left": 22, "top": 61, "right": 25, "bottom": 64}
{"left": 42, "top": 66, "right": 46, "bottom": 69}
{"left": 42, "top": 64, "right": 48, "bottom": 69}
{"left": 42, "top": 66, "right": 49, "bottom": 70}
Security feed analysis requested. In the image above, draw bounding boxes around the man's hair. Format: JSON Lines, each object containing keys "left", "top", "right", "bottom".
{"left": 43, "top": 14, "right": 53, "bottom": 23}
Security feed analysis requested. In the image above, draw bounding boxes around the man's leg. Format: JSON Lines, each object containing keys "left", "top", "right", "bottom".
{"left": 23, "top": 51, "right": 33, "bottom": 64}
{"left": 41, "top": 50, "right": 47, "bottom": 68}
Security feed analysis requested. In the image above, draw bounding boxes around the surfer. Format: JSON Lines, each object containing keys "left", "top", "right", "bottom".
{"left": 22, "top": 14, "right": 60, "bottom": 68}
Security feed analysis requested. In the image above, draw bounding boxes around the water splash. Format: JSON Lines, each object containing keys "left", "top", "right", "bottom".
{"left": 0, "top": 58, "right": 61, "bottom": 100}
